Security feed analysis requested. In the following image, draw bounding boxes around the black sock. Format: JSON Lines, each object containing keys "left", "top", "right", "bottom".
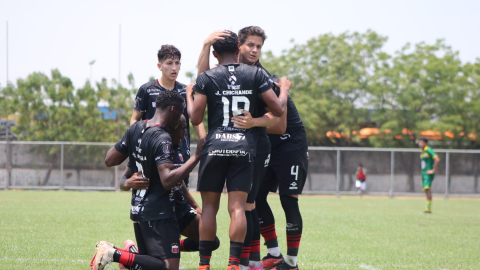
{"left": 280, "top": 195, "right": 303, "bottom": 257}
{"left": 228, "top": 241, "right": 243, "bottom": 265}
{"left": 113, "top": 249, "right": 167, "bottom": 270}
{"left": 249, "top": 208, "right": 261, "bottom": 261}
{"left": 241, "top": 210, "right": 253, "bottom": 266}
{"left": 199, "top": 240, "right": 215, "bottom": 265}
{"left": 256, "top": 186, "right": 278, "bottom": 249}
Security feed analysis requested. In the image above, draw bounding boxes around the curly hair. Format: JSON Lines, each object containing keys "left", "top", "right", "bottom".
{"left": 238, "top": 26, "right": 267, "bottom": 45}
{"left": 155, "top": 90, "right": 184, "bottom": 110}
{"left": 157, "top": 45, "right": 181, "bottom": 63}
{"left": 212, "top": 30, "right": 238, "bottom": 56}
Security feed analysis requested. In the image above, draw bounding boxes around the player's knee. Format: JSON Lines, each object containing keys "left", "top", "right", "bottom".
{"left": 212, "top": 236, "right": 220, "bottom": 251}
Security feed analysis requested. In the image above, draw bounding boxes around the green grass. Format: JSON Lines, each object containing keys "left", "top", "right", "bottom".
{"left": 0, "top": 191, "right": 479, "bottom": 269}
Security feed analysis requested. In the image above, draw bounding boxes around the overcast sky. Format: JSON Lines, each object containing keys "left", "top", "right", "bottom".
{"left": 0, "top": 0, "right": 479, "bottom": 89}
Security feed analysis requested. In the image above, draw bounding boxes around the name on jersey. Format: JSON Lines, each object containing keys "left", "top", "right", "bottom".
{"left": 215, "top": 133, "right": 245, "bottom": 142}
{"left": 209, "top": 149, "right": 248, "bottom": 156}
{"left": 133, "top": 152, "right": 147, "bottom": 161}
{"left": 215, "top": 89, "right": 252, "bottom": 95}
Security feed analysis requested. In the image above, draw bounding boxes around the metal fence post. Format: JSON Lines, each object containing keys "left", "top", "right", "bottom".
{"left": 115, "top": 166, "right": 120, "bottom": 192}
{"left": 60, "top": 144, "right": 64, "bottom": 191}
{"left": 445, "top": 152, "right": 450, "bottom": 200}
{"left": 336, "top": 150, "right": 340, "bottom": 198}
{"left": 390, "top": 151, "right": 395, "bottom": 198}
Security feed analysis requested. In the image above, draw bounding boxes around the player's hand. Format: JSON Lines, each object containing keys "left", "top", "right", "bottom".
{"left": 204, "top": 30, "right": 230, "bottom": 46}
{"left": 186, "top": 83, "right": 195, "bottom": 97}
{"left": 125, "top": 171, "right": 150, "bottom": 190}
{"left": 426, "top": 170, "right": 434, "bottom": 175}
{"left": 275, "top": 77, "right": 292, "bottom": 93}
{"left": 195, "top": 206, "right": 203, "bottom": 216}
{"left": 231, "top": 110, "right": 255, "bottom": 129}
{"left": 195, "top": 137, "right": 206, "bottom": 159}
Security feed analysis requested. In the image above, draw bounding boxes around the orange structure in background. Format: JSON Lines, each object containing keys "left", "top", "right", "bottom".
{"left": 326, "top": 128, "right": 476, "bottom": 141}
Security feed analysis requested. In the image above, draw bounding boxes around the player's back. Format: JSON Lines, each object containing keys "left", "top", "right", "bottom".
{"left": 194, "top": 63, "right": 273, "bottom": 156}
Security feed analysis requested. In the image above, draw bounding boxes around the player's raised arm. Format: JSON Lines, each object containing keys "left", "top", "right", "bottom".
{"left": 197, "top": 30, "right": 230, "bottom": 76}
{"left": 261, "top": 77, "right": 291, "bottom": 117}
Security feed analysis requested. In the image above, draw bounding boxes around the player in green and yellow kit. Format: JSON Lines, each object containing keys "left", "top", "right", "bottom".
{"left": 419, "top": 138, "right": 440, "bottom": 214}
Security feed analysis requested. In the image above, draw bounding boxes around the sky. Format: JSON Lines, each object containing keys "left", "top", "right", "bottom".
{"left": 0, "top": 0, "right": 479, "bottom": 90}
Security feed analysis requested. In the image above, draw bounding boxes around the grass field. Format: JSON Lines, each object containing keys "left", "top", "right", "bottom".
{"left": 0, "top": 191, "right": 479, "bottom": 270}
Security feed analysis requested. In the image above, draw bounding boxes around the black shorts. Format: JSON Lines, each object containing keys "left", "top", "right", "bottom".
{"left": 197, "top": 152, "right": 253, "bottom": 193}
{"left": 177, "top": 206, "right": 197, "bottom": 233}
{"left": 262, "top": 148, "right": 308, "bottom": 195}
{"left": 247, "top": 152, "right": 270, "bottom": 203}
{"left": 133, "top": 218, "right": 181, "bottom": 259}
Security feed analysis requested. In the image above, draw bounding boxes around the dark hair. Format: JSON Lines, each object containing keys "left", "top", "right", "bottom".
{"left": 238, "top": 26, "right": 267, "bottom": 45}
{"left": 157, "top": 45, "right": 181, "bottom": 63}
{"left": 213, "top": 30, "right": 238, "bottom": 56}
{"left": 359, "top": 164, "right": 363, "bottom": 167}
{"left": 419, "top": 138, "right": 428, "bottom": 143}
{"left": 155, "top": 90, "right": 184, "bottom": 110}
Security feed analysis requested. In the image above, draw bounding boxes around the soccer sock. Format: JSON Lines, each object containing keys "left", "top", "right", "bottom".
{"left": 280, "top": 195, "right": 303, "bottom": 266}
{"left": 229, "top": 241, "right": 243, "bottom": 265}
{"left": 256, "top": 188, "right": 279, "bottom": 255}
{"left": 426, "top": 200, "right": 432, "bottom": 211}
{"left": 199, "top": 240, "right": 215, "bottom": 265}
{"left": 249, "top": 208, "right": 261, "bottom": 263}
{"left": 112, "top": 249, "right": 167, "bottom": 270}
{"left": 241, "top": 210, "right": 253, "bottom": 266}
{"left": 181, "top": 236, "right": 220, "bottom": 252}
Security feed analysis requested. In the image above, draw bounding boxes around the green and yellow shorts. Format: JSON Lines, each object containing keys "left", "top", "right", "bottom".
{"left": 421, "top": 173, "right": 435, "bottom": 190}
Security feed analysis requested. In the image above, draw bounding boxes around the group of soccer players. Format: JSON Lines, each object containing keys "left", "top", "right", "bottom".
{"left": 90, "top": 26, "right": 309, "bottom": 270}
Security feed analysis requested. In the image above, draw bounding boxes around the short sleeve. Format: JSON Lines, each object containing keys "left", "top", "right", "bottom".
{"left": 134, "top": 85, "right": 148, "bottom": 112}
{"left": 255, "top": 68, "right": 274, "bottom": 94}
{"left": 193, "top": 73, "right": 209, "bottom": 95}
{"left": 428, "top": 148, "right": 437, "bottom": 159}
{"left": 152, "top": 135, "right": 174, "bottom": 167}
{"left": 114, "top": 129, "right": 130, "bottom": 154}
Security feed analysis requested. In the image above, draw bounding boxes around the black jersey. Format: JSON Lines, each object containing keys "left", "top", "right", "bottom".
{"left": 171, "top": 147, "right": 190, "bottom": 218}
{"left": 115, "top": 121, "right": 176, "bottom": 222}
{"left": 193, "top": 63, "right": 273, "bottom": 156}
{"left": 134, "top": 80, "right": 191, "bottom": 161}
{"left": 256, "top": 62, "right": 308, "bottom": 154}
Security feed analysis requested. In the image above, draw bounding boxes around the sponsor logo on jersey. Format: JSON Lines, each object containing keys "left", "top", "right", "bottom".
{"left": 208, "top": 149, "right": 249, "bottom": 156}
{"left": 229, "top": 75, "right": 237, "bottom": 85}
{"left": 171, "top": 243, "right": 179, "bottom": 254}
{"left": 280, "top": 133, "right": 291, "bottom": 140}
{"left": 289, "top": 182, "right": 298, "bottom": 190}
{"left": 286, "top": 223, "right": 299, "bottom": 231}
{"left": 215, "top": 133, "right": 245, "bottom": 142}
{"left": 228, "top": 65, "right": 235, "bottom": 72}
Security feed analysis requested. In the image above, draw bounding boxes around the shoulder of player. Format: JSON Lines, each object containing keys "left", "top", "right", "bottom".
{"left": 175, "top": 81, "right": 187, "bottom": 90}
{"left": 138, "top": 80, "right": 157, "bottom": 90}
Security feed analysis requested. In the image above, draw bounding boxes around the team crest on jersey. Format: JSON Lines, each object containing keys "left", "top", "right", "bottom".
{"left": 163, "top": 142, "right": 172, "bottom": 154}
{"left": 171, "top": 243, "right": 179, "bottom": 254}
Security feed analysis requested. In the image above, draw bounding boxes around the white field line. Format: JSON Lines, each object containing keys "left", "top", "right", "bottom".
{"left": 359, "top": 263, "right": 381, "bottom": 270}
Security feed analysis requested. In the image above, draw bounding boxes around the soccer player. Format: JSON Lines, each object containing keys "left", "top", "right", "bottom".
{"left": 355, "top": 164, "right": 367, "bottom": 198}
{"left": 196, "top": 29, "right": 287, "bottom": 270}
{"left": 94, "top": 91, "right": 205, "bottom": 270}
{"left": 187, "top": 31, "right": 289, "bottom": 270}
{"left": 419, "top": 138, "right": 440, "bottom": 214}
{"left": 231, "top": 26, "right": 308, "bottom": 270}
{"left": 130, "top": 44, "right": 206, "bottom": 186}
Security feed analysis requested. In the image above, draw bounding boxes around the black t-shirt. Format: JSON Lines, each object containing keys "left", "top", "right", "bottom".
{"left": 171, "top": 146, "right": 190, "bottom": 218}
{"left": 134, "top": 80, "right": 191, "bottom": 161}
{"left": 256, "top": 62, "right": 308, "bottom": 154}
{"left": 115, "top": 121, "right": 176, "bottom": 222}
{"left": 193, "top": 63, "right": 273, "bottom": 156}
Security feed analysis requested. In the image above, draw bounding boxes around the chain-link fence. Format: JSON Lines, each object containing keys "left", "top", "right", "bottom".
{"left": 2, "top": 142, "right": 479, "bottom": 197}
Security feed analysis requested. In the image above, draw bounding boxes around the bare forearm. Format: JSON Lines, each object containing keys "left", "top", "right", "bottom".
{"left": 182, "top": 182, "right": 199, "bottom": 209}
{"left": 161, "top": 157, "right": 200, "bottom": 190}
{"left": 119, "top": 167, "right": 132, "bottom": 191}
{"left": 197, "top": 44, "right": 211, "bottom": 76}
{"left": 433, "top": 158, "right": 440, "bottom": 173}
{"left": 193, "top": 122, "right": 207, "bottom": 139}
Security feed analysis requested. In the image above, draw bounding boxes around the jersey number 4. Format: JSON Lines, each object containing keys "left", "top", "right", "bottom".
{"left": 222, "top": 96, "right": 250, "bottom": 127}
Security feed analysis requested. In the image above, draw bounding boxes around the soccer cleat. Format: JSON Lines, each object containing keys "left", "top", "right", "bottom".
{"left": 424, "top": 210, "right": 432, "bottom": 214}
{"left": 198, "top": 265, "right": 211, "bottom": 270}
{"left": 92, "top": 241, "right": 115, "bottom": 270}
{"left": 262, "top": 253, "right": 284, "bottom": 269}
{"left": 271, "top": 261, "right": 299, "bottom": 270}
{"left": 248, "top": 265, "right": 263, "bottom": 270}
{"left": 227, "top": 265, "right": 240, "bottom": 270}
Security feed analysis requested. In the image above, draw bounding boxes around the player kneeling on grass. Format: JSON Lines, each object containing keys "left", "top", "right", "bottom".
{"left": 419, "top": 138, "right": 439, "bottom": 214}
{"left": 92, "top": 91, "right": 205, "bottom": 270}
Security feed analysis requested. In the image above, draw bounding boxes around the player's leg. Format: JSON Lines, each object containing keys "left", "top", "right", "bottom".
{"left": 179, "top": 209, "right": 220, "bottom": 252}
{"left": 226, "top": 154, "right": 254, "bottom": 269}
{"left": 272, "top": 149, "right": 308, "bottom": 270}
{"left": 242, "top": 152, "right": 270, "bottom": 269}
{"left": 197, "top": 154, "right": 228, "bottom": 268}
{"left": 422, "top": 174, "right": 433, "bottom": 213}
{"left": 256, "top": 166, "right": 283, "bottom": 268}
